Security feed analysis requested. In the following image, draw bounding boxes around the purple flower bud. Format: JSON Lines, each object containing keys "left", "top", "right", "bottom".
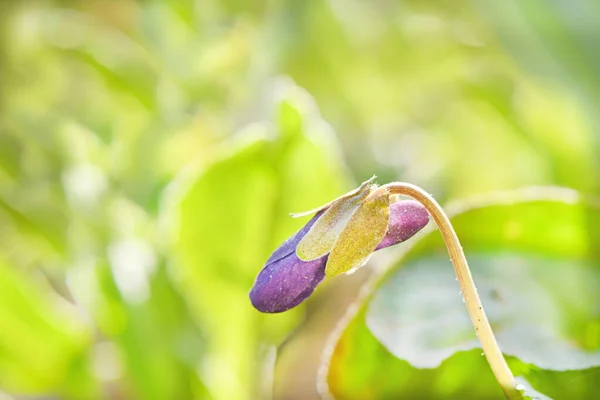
{"left": 249, "top": 211, "right": 327, "bottom": 313}
{"left": 249, "top": 200, "right": 429, "bottom": 313}
{"left": 376, "top": 200, "right": 430, "bottom": 250}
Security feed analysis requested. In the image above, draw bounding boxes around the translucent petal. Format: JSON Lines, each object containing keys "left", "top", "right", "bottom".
{"left": 290, "top": 175, "right": 377, "bottom": 218}
{"left": 325, "top": 187, "right": 390, "bottom": 277}
{"left": 295, "top": 182, "right": 375, "bottom": 261}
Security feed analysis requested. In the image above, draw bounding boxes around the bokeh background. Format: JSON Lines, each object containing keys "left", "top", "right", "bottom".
{"left": 1, "top": 0, "right": 599, "bottom": 399}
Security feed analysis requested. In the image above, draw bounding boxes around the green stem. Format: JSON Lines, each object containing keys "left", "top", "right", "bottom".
{"left": 383, "top": 182, "right": 520, "bottom": 400}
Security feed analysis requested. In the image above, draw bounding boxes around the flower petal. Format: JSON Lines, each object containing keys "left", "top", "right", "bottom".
{"left": 376, "top": 200, "right": 430, "bottom": 250}
{"left": 264, "top": 211, "right": 325, "bottom": 266}
{"left": 250, "top": 212, "right": 327, "bottom": 313}
{"left": 249, "top": 253, "right": 326, "bottom": 313}
{"left": 325, "top": 187, "right": 390, "bottom": 277}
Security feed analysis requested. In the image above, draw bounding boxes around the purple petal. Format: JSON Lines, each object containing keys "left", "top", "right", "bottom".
{"left": 376, "top": 200, "right": 430, "bottom": 250}
{"left": 249, "top": 252, "right": 326, "bottom": 313}
{"left": 250, "top": 200, "right": 429, "bottom": 313}
{"left": 264, "top": 211, "right": 324, "bottom": 266}
{"left": 250, "top": 212, "right": 326, "bottom": 313}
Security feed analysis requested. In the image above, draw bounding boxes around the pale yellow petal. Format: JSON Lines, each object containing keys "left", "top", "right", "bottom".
{"left": 295, "top": 189, "right": 369, "bottom": 261}
{"left": 325, "top": 187, "right": 390, "bottom": 277}
{"left": 290, "top": 175, "right": 377, "bottom": 218}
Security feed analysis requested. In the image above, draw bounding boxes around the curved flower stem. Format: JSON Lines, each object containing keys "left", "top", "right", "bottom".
{"left": 382, "top": 182, "right": 519, "bottom": 400}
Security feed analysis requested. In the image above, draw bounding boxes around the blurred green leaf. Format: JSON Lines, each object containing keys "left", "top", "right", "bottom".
{"left": 475, "top": 0, "right": 600, "bottom": 109}
{"left": 107, "top": 264, "right": 211, "bottom": 400}
{"left": 516, "top": 377, "right": 552, "bottom": 400}
{"left": 323, "top": 188, "right": 600, "bottom": 399}
{"left": 0, "top": 196, "right": 68, "bottom": 266}
{"left": 171, "top": 82, "right": 349, "bottom": 399}
{"left": 0, "top": 257, "right": 91, "bottom": 395}
{"left": 368, "top": 253, "right": 600, "bottom": 371}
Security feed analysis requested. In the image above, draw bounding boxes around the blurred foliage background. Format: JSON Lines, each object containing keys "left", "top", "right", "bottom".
{"left": 0, "top": 0, "right": 599, "bottom": 399}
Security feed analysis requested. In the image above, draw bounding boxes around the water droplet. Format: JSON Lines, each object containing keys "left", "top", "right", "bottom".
{"left": 462, "top": 298, "right": 466, "bottom": 303}
{"left": 481, "top": 352, "right": 484, "bottom": 356}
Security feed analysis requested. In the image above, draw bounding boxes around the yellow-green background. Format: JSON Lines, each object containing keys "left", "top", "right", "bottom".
{"left": 1, "top": 1, "right": 599, "bottom": 399}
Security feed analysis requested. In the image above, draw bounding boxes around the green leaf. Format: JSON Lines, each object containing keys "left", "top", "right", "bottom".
{"left": 322, "top": 188, "right": 600, "bottom": 399}
{"left": 115, "top": 265, "right": 212, "bottom": 400}
{"left": 0, "top": 257, "right": 91, "bottom": 394}
{"left": 515, "top": 377, "right": 552, "bottom": 400}
{"left": 476, "top": 0, "right": 600, "bottom": 112}
{"left": 170, "top": 82, "right": 349, "bottom": 400}
{"left": 368, "top": 253, "right": 600, "bottom": 371}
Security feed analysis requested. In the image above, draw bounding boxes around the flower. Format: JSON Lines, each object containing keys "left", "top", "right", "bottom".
{"left": 249, "top": 179, "right": 429, "bottom": 313}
